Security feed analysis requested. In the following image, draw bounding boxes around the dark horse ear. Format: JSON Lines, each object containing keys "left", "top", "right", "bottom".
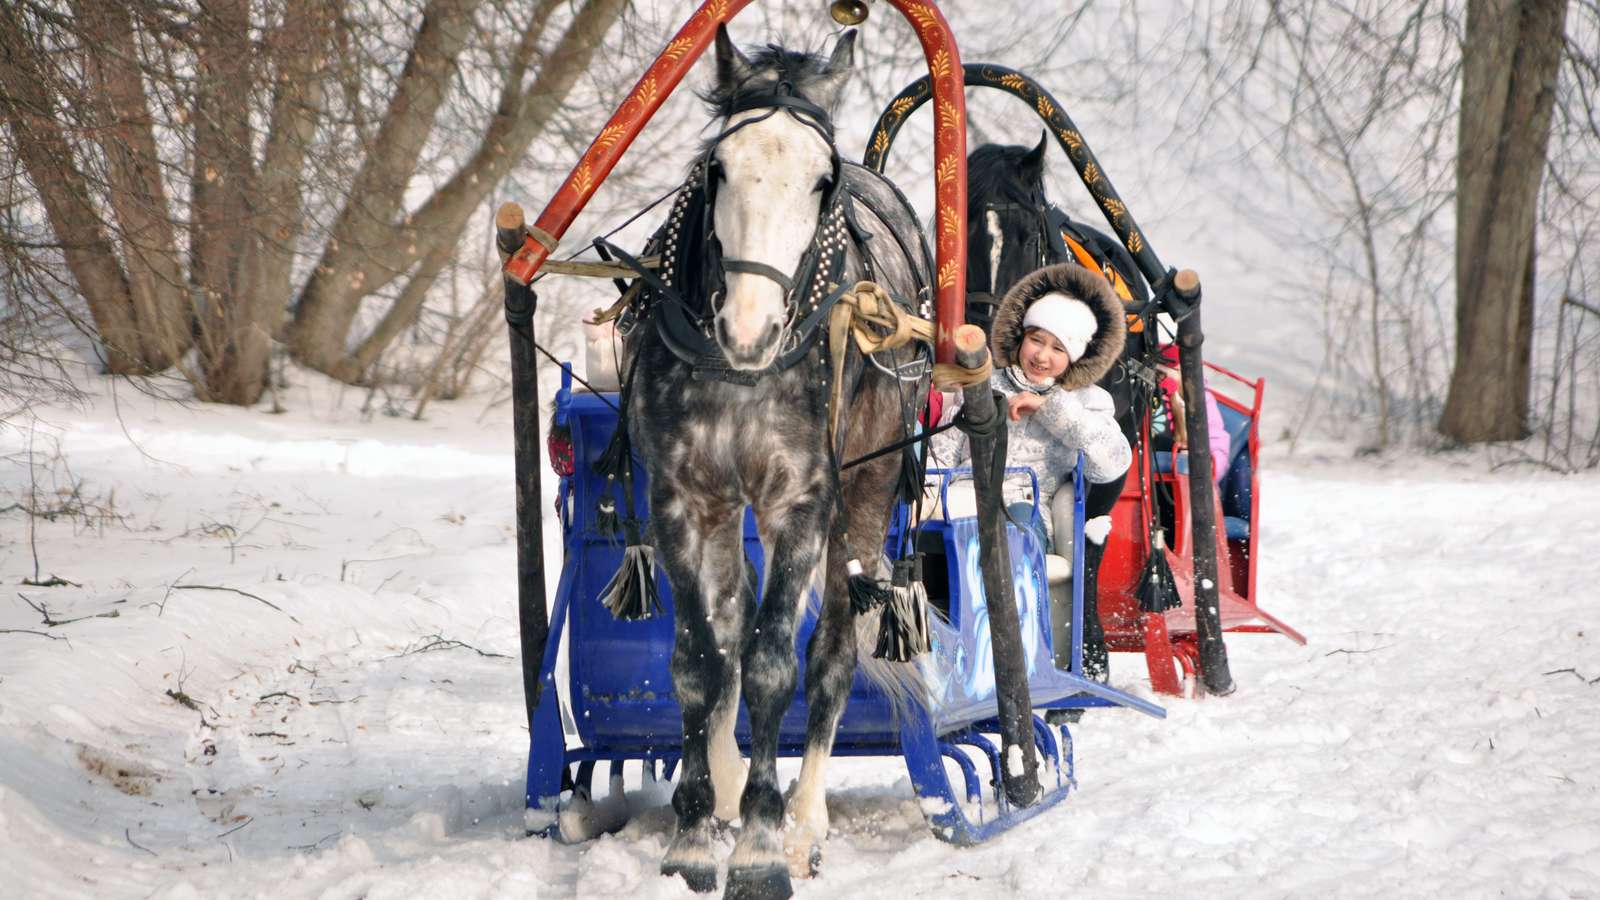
{"left": 812, "top": 29, "right": 857, "bottom": 109}
{"left": 1022, "top": 131, "right": 1049, "bottom": 183}
{"left": 714, "top": 23, "right": 754, "bottom": 91}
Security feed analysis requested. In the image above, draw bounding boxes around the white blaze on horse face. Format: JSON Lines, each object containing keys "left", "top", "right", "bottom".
{"left": 712, "top": 110, "right": 832, "bottom": 370}
{"left": 985, "top": 210, "right": 1004, "bottom": 295}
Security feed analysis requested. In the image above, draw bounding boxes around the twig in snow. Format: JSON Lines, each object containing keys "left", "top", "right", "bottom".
{"left": 173, "top": 584, "right": 300, "bottom": 624}
{"left": 217, "top": 817, "right": 253, "bottom": 838}
{"left": 1323, "top": 645, "right": 1392, "bottom": 657}
{"left": 17, "top": 592, "right": 118, "bottom": 627}
{"left": 0, "top": 627, "right": 68, "bottom": 642}
{"left": 307, "top": 695, "right": 365, "bottom": 706}
{"left": 1541, "top": 667, "right": 1599, "bottom": 684}
{"left": 20, "top": 575, "right": 80, "bottom": 588}
{"left": 392, "top": 634, "right": 511, "bottom": 659}
{"left": 339, "top": 553, "right": 412, "bottom": 584}
{"left": 256, "top": 691, "right": 301, "bottom": 704}
{"left": 166, "top": 688, "right": 200, "bottom": 711}
{"left": 249, "top": 731, "right": 289, "bottom": 739}
{"left": 125, "top": 828, "right": 157, "bottom": 857}
{"left": 289, "top": 831, "right": 342, "bottom": 853}
{"left": 145, "top": 567, "right": 195, "bottom": 617}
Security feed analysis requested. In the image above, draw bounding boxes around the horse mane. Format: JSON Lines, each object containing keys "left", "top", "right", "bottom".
{"left": 966, "top": 143, "right": 1044, "bottom": 212}
{"left": 697, "top": 41, "right": 840, "bottom": 121}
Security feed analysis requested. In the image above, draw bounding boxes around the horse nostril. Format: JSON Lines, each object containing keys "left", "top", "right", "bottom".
{"left": 716, "top": 316, "right": 732, "bottom": 347}
{"left": 767, "top": 321, "right": 782, "bottom": 343}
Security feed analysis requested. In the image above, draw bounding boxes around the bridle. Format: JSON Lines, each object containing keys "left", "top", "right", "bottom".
{"left": 609, "top": 83, "right": 856, "bottom": 384}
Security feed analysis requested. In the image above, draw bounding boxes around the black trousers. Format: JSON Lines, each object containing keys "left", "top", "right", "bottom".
{"left": 1078, "top": 470, "right": 1127, "bottom": 681}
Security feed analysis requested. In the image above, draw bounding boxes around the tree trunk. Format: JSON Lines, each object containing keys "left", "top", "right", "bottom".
{"left": 287, "top": 0, "right": 478, "bottom": 376}
{"left": 191, "top": 0, "right": 269, "bottom": 404}
{"left": 75, "top": 1, "right": 193, "bottom": 368}
{"left": 369, "top": 0, "right": 625, "bottom": 291}
{"left": 258, "top": 0, "right": 336, "bottom": 341}
{"left": 0, "top": 9, "right": 150, "bottom": 374}
{"left": 1439, "top": 0, "right": 1568, "bottom": 443}
{"left": 289, "top": 0, "right": 625, "bottom": 383}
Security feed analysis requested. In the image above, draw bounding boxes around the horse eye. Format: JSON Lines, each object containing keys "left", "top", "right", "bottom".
{"left": 813, "top": 175, "right": 832, "bottom": 193}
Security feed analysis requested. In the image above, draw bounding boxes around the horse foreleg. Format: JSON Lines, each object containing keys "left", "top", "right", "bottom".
{"left": 727, "top": 498, "right": 827, "bottom": 900}
{"left": 710, "top": 556, "right": 758, "bottom": 821}
{"left": 783, "top": 529, "right": 857, "bottom": 878}
{"left": 658, "top": 508, "right": 748, "bottom": 893}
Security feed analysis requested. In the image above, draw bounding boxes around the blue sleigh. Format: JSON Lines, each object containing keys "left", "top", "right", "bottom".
{"left": 526, "top": 366, "right": 1163, "bottom": 844}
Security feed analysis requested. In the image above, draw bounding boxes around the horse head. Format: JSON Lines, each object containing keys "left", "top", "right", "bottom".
{"left": 966, "top": 134, "right": 1051, "bottom": 302}
{"left": 702, "top": 26, "right": 855, "bottom": 370}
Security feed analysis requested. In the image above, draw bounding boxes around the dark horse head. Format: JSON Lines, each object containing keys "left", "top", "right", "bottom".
{"left": 966, "top": 135, "right": 1052, "bottom": 315}
{"left": 965, "top": 135, "right": 1152, "bottom": 443}
{"left": 624, "top": 25, "right": 933, "bottom": 895}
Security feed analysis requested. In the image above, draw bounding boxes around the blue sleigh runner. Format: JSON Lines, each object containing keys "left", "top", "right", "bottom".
{"left": 525, "top": 367, "right": 1163, "bottom": 844}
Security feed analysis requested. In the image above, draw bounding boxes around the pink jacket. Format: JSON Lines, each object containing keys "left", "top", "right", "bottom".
{"left": 1160, "top": 375, "right": 1231, "bottom": 483}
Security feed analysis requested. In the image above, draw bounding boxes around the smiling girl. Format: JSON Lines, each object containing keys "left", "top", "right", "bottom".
{"left": 929, "top": 263, "right": 1132, "bottom": 552}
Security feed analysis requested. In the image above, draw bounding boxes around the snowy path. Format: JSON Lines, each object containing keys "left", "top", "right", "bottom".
{"left": 3, "top": 389, "right": 1598, "bottom": 898}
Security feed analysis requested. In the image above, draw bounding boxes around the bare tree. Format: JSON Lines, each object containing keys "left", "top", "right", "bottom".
{"left": 287, "top": 0, "right": 625, "bottom": 384}
{"left": 0, "top": 3, "right": 191, "bottom": 376}
{"left": 0, "top": 0, "right": 628, "bottom": 405}
{"left": 1143, "top": 0, "right": 1596, "bottom": 451}
{"left": 1439, "top": 0, "right": 1570, "bottom": 443}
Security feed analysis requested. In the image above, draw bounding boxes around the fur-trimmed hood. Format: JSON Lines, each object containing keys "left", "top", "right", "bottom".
{"left": 990, "top": 263, "right": 1126, "bottom": 391}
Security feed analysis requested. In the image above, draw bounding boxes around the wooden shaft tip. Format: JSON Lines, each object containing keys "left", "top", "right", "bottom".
{"left": 953, "top": 324, "right": 987, "bottom": 353}
{"left": 495, "top": 202, "right": 525, "bottom": 232}
{"left": 1174, "top": 268, "right": 1201, "bottom": 298}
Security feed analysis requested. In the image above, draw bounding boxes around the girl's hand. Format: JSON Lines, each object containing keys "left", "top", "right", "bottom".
{"left": 1008, "top": 392, "right": 1046, "bottom": 421}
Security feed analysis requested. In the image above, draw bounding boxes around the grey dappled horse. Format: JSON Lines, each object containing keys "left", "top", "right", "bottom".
{"left": 622, "top": 27, "right": 931, "bottom": 899}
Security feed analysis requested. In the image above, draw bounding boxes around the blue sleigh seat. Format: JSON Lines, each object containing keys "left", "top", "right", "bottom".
{"left": 530, "top": 372, "right": 1162, "bottom": 845}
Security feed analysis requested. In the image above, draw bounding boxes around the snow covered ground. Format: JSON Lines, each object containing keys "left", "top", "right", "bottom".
{"left": 2, "top": 8, "right": 1595, "bottom": 893}
{"left": 3, "top": 365, "right": 1598, "bottom": 900}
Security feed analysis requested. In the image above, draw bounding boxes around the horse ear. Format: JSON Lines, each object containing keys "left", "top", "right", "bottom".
{"left": 826, "top": 29, "right": 858, "bottom": 74}
{"left": 715, "top": 23, "right": 753, "bottom": 90}
{"left": 814, "top": 29, "right": 857, "bottom": 108}
{"left": 1022, "top": 131, "right": 1049, "bottom": 180}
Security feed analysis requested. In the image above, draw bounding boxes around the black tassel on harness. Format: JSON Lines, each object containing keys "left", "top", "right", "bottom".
{"left": 846, "top": 557, "right": 891, "bottom": 615}
{"left": 895, "top": 445, "right": 925, "bottom": 507}
{"left": 595, "top": 494, "right": 620, "bottom": 535}
{"left": 873, "top": 555, "right": 932, "bottom": 662}
{"left": 598, "top": 519, "right": 661, "bottom": 621}
{"left": 1136, "top": 547, "right": 1183, "bottom": 613}
{"left": 591, "top": 353, "right": 656, "bottom": 618}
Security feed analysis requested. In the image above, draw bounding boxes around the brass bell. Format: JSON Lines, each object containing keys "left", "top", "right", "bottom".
{"left": 829, "top": 0, "right": 870, "bottom": 26}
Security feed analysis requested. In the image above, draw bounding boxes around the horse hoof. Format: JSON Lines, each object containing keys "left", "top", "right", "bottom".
{"left": 783, "top": 841, "right": 822, "bottom": 879}
{"left": 724, "top": 864, "right": 793, "bottom": 900}
{"left": 661, "top": 862, "right": 718, "bottom": 893}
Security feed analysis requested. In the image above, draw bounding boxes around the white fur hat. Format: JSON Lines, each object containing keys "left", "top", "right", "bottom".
{"left": 1022, "top": 293, "right": 1099, "bottom": 362}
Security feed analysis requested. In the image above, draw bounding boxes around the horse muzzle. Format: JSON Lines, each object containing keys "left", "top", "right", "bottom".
{"left": 714, "top": 291, "right": 787, "bottom": 370}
